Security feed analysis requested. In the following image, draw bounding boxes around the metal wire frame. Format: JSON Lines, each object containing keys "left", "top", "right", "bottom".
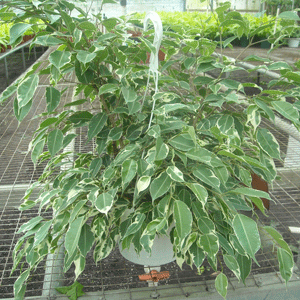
{"left": 1, "top": 49, "right": 300, "bottom": 299}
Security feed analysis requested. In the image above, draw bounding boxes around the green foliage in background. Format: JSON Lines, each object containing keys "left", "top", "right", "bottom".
{"left": 133, "top": 11, "right": 279, "bottom": 41}
{"left": 0, "top": 18, "right": 45, "bottom": 48}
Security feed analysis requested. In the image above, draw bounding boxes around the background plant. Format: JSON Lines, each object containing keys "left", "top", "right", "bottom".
{"left": 0, "top": 1, "right": 298, "bottom": 299}
{"left": 133, "top": 11, "right": 281, "bottom": 43}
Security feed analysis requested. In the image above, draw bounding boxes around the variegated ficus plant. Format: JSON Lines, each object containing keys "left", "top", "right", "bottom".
{"left": 0, "top": 0, "right": 298, "bottom": 299}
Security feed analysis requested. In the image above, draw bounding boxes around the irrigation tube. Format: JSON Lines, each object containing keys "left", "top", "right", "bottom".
{"left": 212, "top": 52, "right": 283, "bottom": 81}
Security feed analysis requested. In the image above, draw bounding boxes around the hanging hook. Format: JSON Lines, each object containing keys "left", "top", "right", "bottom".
{"left": 143, "top": 11, "right": 163, "bottom": 75}
{"left": 140, "top": 11, "right": 163, "bottom": 128}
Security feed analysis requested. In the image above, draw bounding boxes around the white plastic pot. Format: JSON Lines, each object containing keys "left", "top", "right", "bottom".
{"left": 119, "top": 232, "right": 175, "bottom": 267}
{"left": 119, "top": 209, "right": 175, "bottom": 266}
{"left": 288, "top": 38, "right": 300, "bottom": 48}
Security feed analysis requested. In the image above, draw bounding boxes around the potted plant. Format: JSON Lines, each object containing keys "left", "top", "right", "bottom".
{"left": 0, "top": 1, "right": 297, "bottom": 299}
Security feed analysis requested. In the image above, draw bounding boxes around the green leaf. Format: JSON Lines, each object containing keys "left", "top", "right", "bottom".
{"left": 113, "top": 144, "right": 138, "bottom": 165}
{"left": 49, "top": 50, "right": 71, "bottom": 69}
{"left": 150, "top": 172, "right": 172, "bottom": 201}
{"left": 215, "top": 272, "right": 228, "bottom": 299}
{"left": 89, "top": 158, "right": 102, "bottom": 178}
{"left": 199, "top": 233, "right": 219, "bottom": 258}
{"left": 217, "top": 115, "right": 234, "bottom": 133}
{"left": 77, "top": 50, "right": 96, "bottom": 65}
{"left": 186, "top": 148, "right": 213, "bottom": 164}
{"left": 217, "top": 233, "right": 235, "bottom": 256}
{"left": 14, "top": 98, "right": 32, "bottom": 122}
{"left": 277, "top": 248, "right": 294, "bottom": 285}
{"left": 147, "top": 124, "right": 161, "bottom": 138}
{"left": 166, "top": 166, "right": 184, "bottom": 182}
{"left": 137, "top": 176, "right": 151, "bottom": 194}
{"left": 98, "top": 84, "right": 118, "bottom": 95}
{"left": 214, "top": 166, "right": 229, "bottom": 185}
{"left": 94, "top": 236, "right": 114, "bottom": 262}
{"left": 69, "top": 111, "right": 93, "bottom": 124}
{"left": 230, "top": 234, "right": 246, "bottom": 256}
{"left": 122, "top": 86, "right": 137, "bottom": 103}
{"left": 46, "top": 87, "right": 61, "bottom": 113}
{"left": 184, "top": 57, "right": 196, "bottom": 69}
{"left": 279, "top": 11, "right": 300, "bottom": 20}
{"left": 65, "top": 216, "right": 84, "bottom": 258}
{"left": 17, "top": 74, "right": 39, "bottom": 109}
{"left": 95, "top": 192, "right": 114, "bottom": 215}
{"left": 189, "top": 243, "right": 205, "bottom": 268}
{"left": 272, "top": 101, "right": 299, "bottom": 123}
{"left": 10, "top": 23, "right": 32, "bottom": 45}
{"left": 78, "top": 21, "right": 96, "bottom": 31}
{"left": 108, "top": 127, "right": 122, "bottom": 141}
{"left": 225, "top": 195, "right": 251, "bottom": 212}
{"left": 31, "top": 139, "right": 45, "bottom": 165}
{"left": 14, "top": 269, "right": 30, "bottom": 299}
{"left": 75, "top": 64, "right": 94, "bottom": 84}
{"left": 155, "top": 137, "right": 169, "bottom": 161}
{"left": 126, "top": 124, "right": 143, "bottom": 141}
{"left": 232, "top": 214, "right": 261, "bottom": 263}
{"left": 193, "top": 166, "right": 220, "bottom": 190}
{"left": 56, "top": 281, "right": 85, "bottom": 300}
{"left": 63, "top": 134, "right": 77, "bottom": 148}
{"left": 192, "top": 202, "right": 208, "bottom": 220}
{"left": 174, "top": 200, "right": 193, "bottom": 241}
{"left": 33, "top": 220, "right": 52, "bottom": 248}
{"left": 250, "top": 196, "right": 266, "bottom": 215}
{"left": 53, "top": 212, "right": 70, "bottom": 233}
{"left": 64, "top": 99, "right": 87, "bottom": 108}
{"left": 73, "top": 28, "right": 82, "bottom": 45}
{"left": 50, "top": 65, "right": 60, "bottom": 83}
{"left": 87, "top": 113, "right": 107, "bottom": 141}
{"left": 74, "top": 254, "right": 85, "bottom": 280}
{"left": 224, "top": 254, "right": 240, "bottom": 280}
{"left": 124, "top": 213, "right": 146, "bottom": 238}
{"left": 186, "top": 183, "right": 208, "bottom": 205}
{"left": 17, "top": 216, "right": 43, "bottom": 234}
{"left": 39, "top": 189, "right": 60, "bottom": 212}
{"left": 122, "top": 159, "right": 138, "bottom": 186}
{"left": 198, "top": 217, "right": 215, "bottom": 234}
{"left": 97, "top": 33, "right": 117, "bottom": 42}
{"left": 221, "top": 79, "right": 241, "bottom": 90}
{"left": 0, "top": 85, "right": 17, "bottom": 104}
{"left": 102, "top": 17, "right": 118, "bottom": 31}
{"left": 236, "top": 254, "right": 252, "bottom": 284}
{"left": 103, "top": 0, "right": 117, "bottom": 4}
{"left": 169, "top": 133, "right": 195, "bottom": 151}
{"left": 34, "top": 35, "right": 63, "bottom": 46}
{"left": 256, "top": 128, "right": 281, "bottom": 160}
{"left": 255, "top": 99, "right": 275, "bottom": 121}
{"left": 78, "top": 224, "right": 94, "bottom": 257}
{"left": 60, "top": 10, "right": 75, "bottom": 33}
{"left": 48, "top": 129, "right": 64, "bottom": 156}
{"left": 231, "top": 187, "right": 271, "bottom": 200}
{"left": 263, "top": 226, "right": 292, "bottom": 256}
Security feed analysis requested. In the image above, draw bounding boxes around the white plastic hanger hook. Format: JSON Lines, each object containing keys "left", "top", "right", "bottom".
{"left": 143, "top": 11, "right": 163, "bottom": 74}
{"left": 141, "top": 11, "right": 163, "bottom": 129}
